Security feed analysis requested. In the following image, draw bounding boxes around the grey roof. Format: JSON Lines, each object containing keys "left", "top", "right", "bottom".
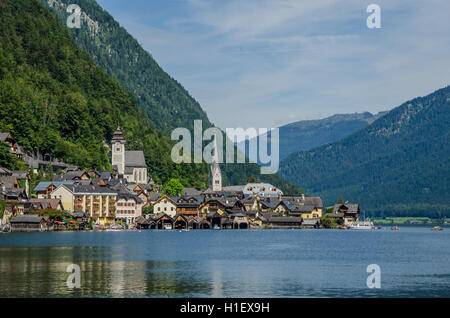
{"left": 34, "top": 181, "right": 75, "bottom": 192}
{"left": 99, "top": 171, "right": 111, "bottom": 180}
{"left": 117, "top": 193, "right": 143, "bottom": 203}
{"left": 125, "top": 151, "right": 147, "bottom": 168}
{"left": 5, "top": 188, "right": 27, "bottom": 198}
{"left": 280, "top": 196, "right": 323, "bottom": 209}
{"left": 222, "top": 185, "right": 244, "bottom": 192}
{"left": 0, "top": 167, "right": 12, "bottom": 175}
{"left": 333, "top": 203, "right": 360, "bottom": 214}
{"left": 290, "top": 204, "right": 315, "bottom": 213}
{"left": 147, "top": 192, "right": 161, "bottom": 201}
{"left": 183, "top": 187, "right": 202, "bottom": 196}
{"left": 61, "top": 184, "right": 119, "bottom": 195}
{"left": 268, "top": 216, "right": 302, "bottom": 223}
{"left": 12, "top": 171, "right": 28, "bottom": 179}
{"left": 10, "top": 215, "right": 44, "bottom": 223}
{"left": 53, "top": 170, "right": 87, "bottom": 181}
{"left": 0, "top": 132, "right": 12, "bottom": 141}
{"left": 0, "top": 176, "right": 17, "bottom": 190}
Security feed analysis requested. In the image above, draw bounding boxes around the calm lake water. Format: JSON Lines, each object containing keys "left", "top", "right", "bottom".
{"left": 0, "top": 227, "right": 449, "bottom": 297}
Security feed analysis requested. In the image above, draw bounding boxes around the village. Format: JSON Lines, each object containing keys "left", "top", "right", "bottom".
{"left": 0, "top": 128, "right": 361, "bottom": 232}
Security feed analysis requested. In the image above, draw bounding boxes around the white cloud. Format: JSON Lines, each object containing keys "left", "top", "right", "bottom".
{"left": 98, "top": 0, "right": 450, "bottom": 129}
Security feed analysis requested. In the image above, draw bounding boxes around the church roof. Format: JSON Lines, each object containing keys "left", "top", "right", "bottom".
{"left": 125, "top": 151, "right": 147, "bottom": 168}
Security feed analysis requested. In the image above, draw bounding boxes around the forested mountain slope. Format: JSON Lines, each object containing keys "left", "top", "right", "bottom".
{"left": 0, "top": 0, "right": 208, "bottom": 187}
{"left": 279, "top": 86, "right": 450, "bottom": 217}
{"left": 42, "top": 0, "right": 303, "bottom": 194}
{"left": 238, "top": 112, "right": 387, "bottom": 161}
{"left": 44, "top": 0, "right": 212, "bottom": 135}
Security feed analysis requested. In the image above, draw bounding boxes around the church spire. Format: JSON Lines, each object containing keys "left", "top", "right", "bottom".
{"left": 210, "top": 134, "right": 222, "bottom": 192}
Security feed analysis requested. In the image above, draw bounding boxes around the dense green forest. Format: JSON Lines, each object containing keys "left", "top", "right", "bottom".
{"left": 239, "top": 112, "right": 386, "bottom": 162}
{"left": 0, "top": 0, "right": 208, "bottom": 187}
{"left": 41, "top": 0, "right": 303, "bottom": 194}
{"left": 279, "top": 86, "right": 450, "bottom": 217}
{"left": 0, "top": 0, "right": 302, "bottom": 194}
{"left": 43, "top": 0, "right": 212, "bottom": 135}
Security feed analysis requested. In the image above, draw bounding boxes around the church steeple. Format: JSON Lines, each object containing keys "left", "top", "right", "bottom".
{"left": 111, "top": 126, "right": 126, "bottom": 175}
{"left": 210, "top": 135, "right": 222, "bottom": 192}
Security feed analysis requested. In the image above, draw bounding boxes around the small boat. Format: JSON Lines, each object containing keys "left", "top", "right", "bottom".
{"left": 432, "top": 226, "right": 444, "bottom": 231}
{"left": 348, "top": 221, "right": 375, "bottom": 230}
{"left": 391, "top": 226, "right": 399, "bottom": 230}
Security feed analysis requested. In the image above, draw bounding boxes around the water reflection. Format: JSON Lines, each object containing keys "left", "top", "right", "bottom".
{"left": 1, "top": 228, "right": 450, "bottom": 297}
{"left": 0, "top": 246, "right": 212, "bottom": 297}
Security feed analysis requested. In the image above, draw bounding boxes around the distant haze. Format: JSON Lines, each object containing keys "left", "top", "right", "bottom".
{"left": 237, "top": 111, "right": 387, "bottom": 161}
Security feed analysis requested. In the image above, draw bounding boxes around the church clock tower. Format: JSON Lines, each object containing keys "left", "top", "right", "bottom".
{"left": 111, "top": 127, "right": 126, "bottom": 175}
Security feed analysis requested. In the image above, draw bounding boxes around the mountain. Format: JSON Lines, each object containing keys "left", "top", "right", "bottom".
{"left": 238, "top": 112, "right": 387, "bottom": 161}
{"left": 278, "top": 86, "right": 450, "bottom": 217}
{"left": 43, "top": 0, "right": 212, "bottom": 135}
{"left": 42, "top": 0, "right": 304, "bottom": 194}
{"left": 0, "top": 0, "right": 208, "bottom": 187}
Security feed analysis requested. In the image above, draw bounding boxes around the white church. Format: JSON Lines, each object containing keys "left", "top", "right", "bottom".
{"left": 111, "top": 127, "right": 148, "bottom": 184}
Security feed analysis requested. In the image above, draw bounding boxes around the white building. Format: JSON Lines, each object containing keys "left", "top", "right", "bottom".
{"left": 111, "top": 127, "right": 147, "bottom": 184}
{"left": 243, "top": 183, "right": 283, "bottom": 198}
{"left": 153, "top": 195, "right": 177, "bottom": 217}
{"left": 209, "top": 136, "right": 222, "bottom": 192}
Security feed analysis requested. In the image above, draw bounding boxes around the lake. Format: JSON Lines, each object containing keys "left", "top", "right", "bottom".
{"left": 0, "top": 227, "right": 449, "bottom": 297}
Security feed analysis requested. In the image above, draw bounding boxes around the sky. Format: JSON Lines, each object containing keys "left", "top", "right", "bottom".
{"left": 97, "top": 0, "right": 450, "bottom": 130}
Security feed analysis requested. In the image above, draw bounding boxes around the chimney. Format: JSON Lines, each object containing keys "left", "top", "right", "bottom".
{"left": 301, "top": 193, "right": 305, "bottom": 201}
{"left": 278, "top": 193, "right": 282, "bottom": 201}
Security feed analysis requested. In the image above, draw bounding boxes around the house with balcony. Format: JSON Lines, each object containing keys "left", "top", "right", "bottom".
{"left": 115, "top": 193, "right": 143, "bottom": 225}
{"left": 50, "top": 184, "right": 118, "bottom": 225}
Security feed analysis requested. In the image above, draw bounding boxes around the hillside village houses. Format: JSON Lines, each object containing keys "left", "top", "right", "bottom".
{"left": 0, "top": 129, "right": 354, "bottom": 231}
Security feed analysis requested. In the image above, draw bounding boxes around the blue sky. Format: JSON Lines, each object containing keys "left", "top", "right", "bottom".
{"left": 97, "top": 0, "right": 450, "bottom": 130}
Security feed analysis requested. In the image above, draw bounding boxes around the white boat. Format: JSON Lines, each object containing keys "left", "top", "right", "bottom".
{"left": 348, "top": 221, "right": 375, "bottom": 230}
{"left": 163, "top": 224, "right": 173, "bottom": 230}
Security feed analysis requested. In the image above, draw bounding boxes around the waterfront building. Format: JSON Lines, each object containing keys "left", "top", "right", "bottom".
{"left": 153, "top": 213, "right": 174, "bottom": 229}
{"left": 152, "top": 195, "right": 177, "bottom": 217}
{"left": 10, "top": 215, "right": 49, "bottom": 232}
{"left": 267, "top": 216, "right": 302, "bottom": 229}
{"left": 50, "top": 184, "right": 118, "bottom": 225}
{"left": 175, "top": 196, "right": 203, "bottom": 218}
{"left": 326, "top": 203, "right": 360, "bottom": 225}
{"left": 230, "top": 212, "right": 249, "bottom": 229}
{"left": 115, "top": 193, "right": 143, "bottom": 225}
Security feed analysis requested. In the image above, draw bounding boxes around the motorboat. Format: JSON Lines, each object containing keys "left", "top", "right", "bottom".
{"left": 348, "top": 221, "right": 375, "bottom": 230}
